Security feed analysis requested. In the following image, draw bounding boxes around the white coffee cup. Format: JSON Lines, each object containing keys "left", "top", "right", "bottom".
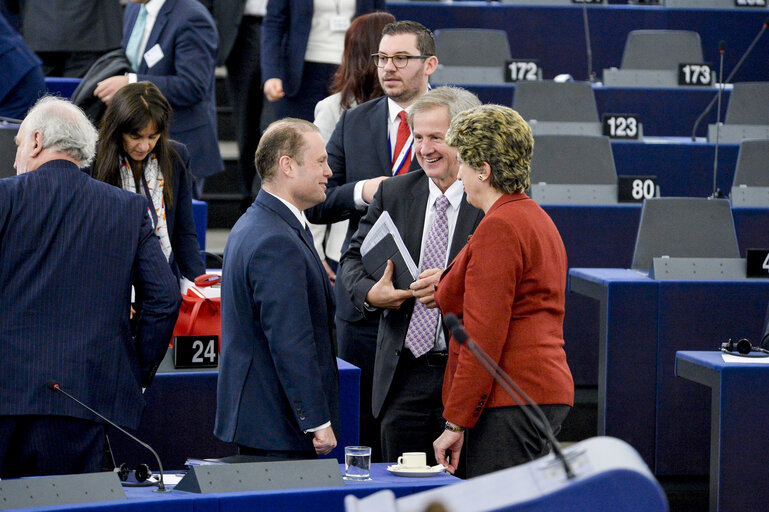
{"left": 397, "top": 452, "right": 427, "bottom": 468}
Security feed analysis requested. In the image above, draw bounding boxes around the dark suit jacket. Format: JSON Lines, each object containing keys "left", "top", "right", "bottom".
{"left": 209, "top": 0, "right": 247, "bottom": 66}
{"left": 0, "top": 12, "right": 45, "bottom": 119}
{"left": 123, "top": 0, "right": 223, "bottom": 179}
{"left": 214, "top": 190, "right": 339, "bottom": 451}
{"left": 306, "top": 96, "right": 421, "bottom": 323}
{"left": 166, "top": 141, "right": 206, "bottom": 280}
{"left": 21, "top": 0, "right": 122, "bottom": 52}
{"left": 435, "top": 193, "right": 574, "bottom": 429}
{"left": 0, "top": 160, "right": 180, "bottom": 429}
{"left": 341, "top": 171, "right": 484, "bottom": 417}
{"left": 261, "top": 0, "right": 384, "bottom": 98}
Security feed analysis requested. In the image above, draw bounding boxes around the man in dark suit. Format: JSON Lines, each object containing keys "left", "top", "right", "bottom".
{"left": 0, "top": 12, "right": 45, "bottom": 120}
{"left": 306, "top": 21, "right": 438, "bottom": 460}
{"left": 0, "top": 97, "right": 180, "bottom": 478}
{"left": 341, "top": 87, "right": 483, "bottom": 464}
{"left": 94, "top": 0, "right": 223, "bottom": 194}
{"left": 215, "top": 119, "right": 339, "bottom": 459}
{"left": 18, "top": 0, "right": 123, "bottom": 77}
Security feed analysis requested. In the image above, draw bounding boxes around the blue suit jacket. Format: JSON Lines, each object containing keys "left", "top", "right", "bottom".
{"left": 0, "top": 161, "right": 181, "bottom": 429}
{"left": 0, "top": 12, "right": 45, "bottom": 119}
{"left": 305, "top": 96, "right": 420, "bottom": 322}
{"left": 215, "top": 190, "right": 339, "bottom": 451}
{"left": 261, "top": 0, "right": 385, "bottom": 98}
{"left": 123, "top": 0, "right": 223, "bottom": 179}
{"left": 165, "top": 141, "right": 205, "bottom": 280}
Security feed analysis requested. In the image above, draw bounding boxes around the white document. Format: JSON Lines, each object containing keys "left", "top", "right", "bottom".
{"left": 360, "top": 211, "right": 419, "bottom": 280}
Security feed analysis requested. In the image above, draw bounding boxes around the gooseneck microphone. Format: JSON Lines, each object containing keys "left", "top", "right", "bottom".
{"left": 691, "top": 17, "right": 769, "bottom": 141}
{"left": 443, "top": 314, "right": 576, "bottom": 480}
{"left": 711, "top": 41, "right": 726, "bottom": 199}
{"left": 582, "top": 2, "right": 595, "bottom": 83}
{"left": 47, "top": 380, "right": 169, "bottom": 492}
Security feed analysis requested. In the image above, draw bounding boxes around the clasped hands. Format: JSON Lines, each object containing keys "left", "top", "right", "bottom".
{"left": 365, "top": 260, "right": 442, "bottom": 310}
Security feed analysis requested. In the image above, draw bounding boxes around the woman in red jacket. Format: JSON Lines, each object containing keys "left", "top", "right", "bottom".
{"left": 433, "top": 104, "right": 574, "bottom": 478}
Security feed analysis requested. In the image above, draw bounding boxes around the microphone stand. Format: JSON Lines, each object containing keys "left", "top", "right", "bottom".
{"left": 691, "top": 18, "right": 769, "bottom": 141}
{"left": 582, "top": 2, "right": 595, "bottom": 83}
{"left": 710, "top": 41, "right": 726, "bottom": 199}
{"left": 48, "top": 381, "right": 169, "bottom": 492}
{"left": 444, "top": 315, "right": 576, "bottom": 480}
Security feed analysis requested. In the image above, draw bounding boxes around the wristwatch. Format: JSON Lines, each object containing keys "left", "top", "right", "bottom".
{"left": 445, "top": 420, "right": 465, "bottom": 432}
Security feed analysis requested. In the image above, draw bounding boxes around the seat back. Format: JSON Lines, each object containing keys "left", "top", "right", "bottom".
{"left": 631, "top": 198, "right": 739, "bottom": 271}
{"left": 529, "top": 135, "right": 616, "bottom": 185}
{"left": 0, "top": 126, "right": 18, "bottom": 179}
{"left": 620, "top": 30, "right": 704, "bottom": 70}
{"left": 434, "top": 29, "right": 511, "bottom": 66}
{"left": 513, "top": 81, "right": 599, "bottom": 123}
{"left": 725, "top": 82, "right": 769, "bottom": 125}
{"left": 733, "top": 139, "right": 769, "bottom": 187}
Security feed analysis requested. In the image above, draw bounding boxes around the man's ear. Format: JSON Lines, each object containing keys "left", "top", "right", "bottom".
{"left": 30, "top": 131, "right": 44, "bottom": 158}
{"left": 277, "top": 155, "right": 293, "bottom": 178}
{"left": 423, "top": 55, "right": 439, "bottom": 77}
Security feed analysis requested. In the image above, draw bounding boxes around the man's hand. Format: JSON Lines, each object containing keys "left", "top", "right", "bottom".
{"left": 365, "top": 260, "right": 412, "bottom": 309}
{"left": 94, "top": 75, "right": 129, "bottom": 104}
{"left": 410, "top": 268, "right": 443, "bottom": 309}
{"left": 264, "top": 78, "right": 285, "bottom": 102}
{"left": 433, "top": 429, "right": 464, "bottom": 475}
{"left": 361, "top": 176, "right": 388, "bottom": 204}
{"left": 322, "top": 260, "right": 336, "bottom": 287}
{"left": 312, "top": 426, "right": 337, "bottom": 455}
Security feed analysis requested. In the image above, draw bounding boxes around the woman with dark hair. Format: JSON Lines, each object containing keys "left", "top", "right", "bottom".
{"left": 92, "top": 81, "right": 205, "bottom": 282}
{"left": 310, "top": 11, "right": 396, "bottom": 286}
{"left": 313, "top": 11, "right": 396, "bottom": 140}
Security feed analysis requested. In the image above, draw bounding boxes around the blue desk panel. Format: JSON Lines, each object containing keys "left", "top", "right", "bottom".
{"left": 549, "top": 206, "right": 769, "bottom": 386}
{"left": 676, "top": 351, "right": 769, "bottom": 512}
{"left": 439, "top": 84, "right": 730, "bottom": 139}
{"left": 387, "top": 2, "right": 769, "bottom": 84}
{"left": 569, "top": 269, "right": 769, "bottom": 476}
{"left": 108, "top": 359, "right": 360, "bottom": 469}
{"left": 191, "top": 199, "right": 207, "bottom": 251}
{"left": 14, "top": 464, "right": 457, "bottom": 512}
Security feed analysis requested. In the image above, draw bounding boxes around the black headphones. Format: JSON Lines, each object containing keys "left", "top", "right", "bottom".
{"left": 115, "top": 463, "right": 152, "bottom": 484}
{"left": 720, "top": 338, "right": 769, "bottom": 358}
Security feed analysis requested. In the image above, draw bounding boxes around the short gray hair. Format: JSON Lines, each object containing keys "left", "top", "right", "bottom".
{"left": 22, "top": 96, "right": 98, "bottom": 166}
{"left": 408, "top": 86, "right": 481, "bottom": 128}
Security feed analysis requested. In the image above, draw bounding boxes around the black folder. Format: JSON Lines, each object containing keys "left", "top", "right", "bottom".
{"left": 361, "top": 234, "right": 415, "bottom": 290}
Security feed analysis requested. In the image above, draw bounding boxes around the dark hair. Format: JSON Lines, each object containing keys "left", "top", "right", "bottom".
{"left": 331, "top": 12, "right": 396, "bottom": 110}
{"left": 381, "top": 20, "right": 436, "bottom": 57}
{"left": 93, "top": 81, "right": 178, "bottom": 205}
{"left": 256, "top": 118, "right": 319, "bottom": 183}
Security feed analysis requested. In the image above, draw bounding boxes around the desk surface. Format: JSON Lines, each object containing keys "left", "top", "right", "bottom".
{"left": 12, "top": 464, "right": 458, "bottom": 512}
{"left": 569, "top": 270, "right": 769, "bottom": 476}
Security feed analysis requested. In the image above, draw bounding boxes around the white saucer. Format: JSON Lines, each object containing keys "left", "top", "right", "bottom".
{"left": 386, "top": 464, "right": 446, "bottom": 477}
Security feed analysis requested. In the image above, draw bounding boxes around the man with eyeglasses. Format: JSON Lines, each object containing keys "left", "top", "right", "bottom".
{"left": 306, "top": 20, "right": 438, "bottom": 463}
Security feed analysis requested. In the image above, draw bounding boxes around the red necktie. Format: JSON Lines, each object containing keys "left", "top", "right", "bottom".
{"left": 392, "top": 110, "right": 411, "bottom": 175}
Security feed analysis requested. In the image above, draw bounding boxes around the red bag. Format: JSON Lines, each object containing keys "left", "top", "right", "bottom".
{"left": 170, "top": 274, "right": 221, "bottom": 347}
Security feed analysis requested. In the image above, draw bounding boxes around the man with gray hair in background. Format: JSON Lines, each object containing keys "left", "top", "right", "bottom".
{"left": 340, "top": 86, "right": 484, "bottom": 464}
{"left": 0, "top": 97, "right": 180, "bottom": 478}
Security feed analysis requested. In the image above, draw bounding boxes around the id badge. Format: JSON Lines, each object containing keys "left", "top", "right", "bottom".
{"left": 329, "top": 16, "right": 350, "bottom": 32}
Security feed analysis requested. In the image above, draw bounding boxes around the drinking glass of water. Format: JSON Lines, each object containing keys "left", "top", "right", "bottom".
{"left": 344, "top": 446, "right": 372, "bottom": 480}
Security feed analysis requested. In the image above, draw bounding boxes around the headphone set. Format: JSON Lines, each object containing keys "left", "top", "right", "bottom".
{"left": 720, "top": 337, "right": 769, "bottom": 358}
{"left": 115, "top": 463, "right": 156, "bottom": 485}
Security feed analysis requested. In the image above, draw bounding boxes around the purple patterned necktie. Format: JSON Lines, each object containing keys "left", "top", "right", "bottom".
{"left": 404, "top": 194, "right": 450, "bottom": 358}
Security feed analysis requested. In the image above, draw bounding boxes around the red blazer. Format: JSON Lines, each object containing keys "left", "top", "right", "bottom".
{"left": 435, "top": 193, "right": 574, "bottom": 428}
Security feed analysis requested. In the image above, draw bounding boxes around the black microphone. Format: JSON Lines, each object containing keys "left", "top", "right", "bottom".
{"left": 582, "top": 2, "right": 595, "bottom": 83}
{"left": 691, "top": 17, "right": 769, "bottom": 141}
{"left": 47, "top": 380, "right": 169, "bottom": 492}
{"left": 443, "top": 314, "right": 576, "bottom": 480}
{"left": 710, "top": 40, "right": 726, "bottom": 199}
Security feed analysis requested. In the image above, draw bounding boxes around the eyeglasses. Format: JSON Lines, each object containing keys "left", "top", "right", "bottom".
{"left": 372, "top": 53, "right": 432, "bottom": 69}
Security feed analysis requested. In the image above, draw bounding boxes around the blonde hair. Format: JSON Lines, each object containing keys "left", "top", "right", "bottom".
{"left": 445, "top": 104, "right": 533, "bottom": 194}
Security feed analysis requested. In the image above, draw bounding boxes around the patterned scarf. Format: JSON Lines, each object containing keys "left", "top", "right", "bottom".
{"left": 119, "top": 154, "right": 172, "bottom": 261}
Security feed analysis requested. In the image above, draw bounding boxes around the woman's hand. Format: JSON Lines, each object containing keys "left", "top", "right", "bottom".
{"left": 263, "top": 78, "right": 285, "bottom": 102}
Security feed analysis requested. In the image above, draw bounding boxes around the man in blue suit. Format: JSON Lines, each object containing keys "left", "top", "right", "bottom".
{"left": 305, "top": 20, "right": 438, "bottom": 461}
{"left": 0, "top": 97, "right": 181, "bottom": 478}
{"left": 215, "top": 119, "right": 339, "bottom": 458}
{"left": 0, "top": 12, "right": 45, "bottom": 120}
{"left": 94, "top": 0, "right": 223, "bottom": 194}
